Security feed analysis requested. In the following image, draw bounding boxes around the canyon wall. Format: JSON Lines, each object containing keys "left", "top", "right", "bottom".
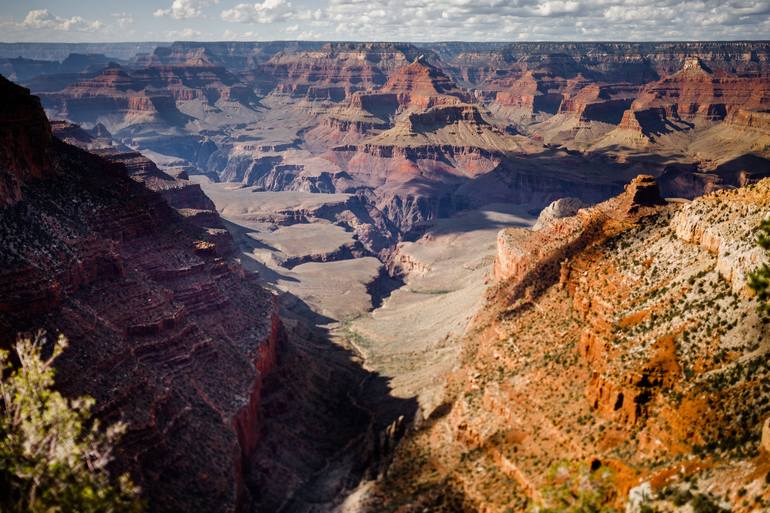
{"left": 0, "top": 76, "right": 282, "bottom": 513}
{"left": 367, "top": 175, "right": 770, "bottom": 512}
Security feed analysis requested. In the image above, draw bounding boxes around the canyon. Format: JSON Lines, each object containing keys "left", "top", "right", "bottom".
{"left": 0, "top": 40, "right": 769, "bottom": 513}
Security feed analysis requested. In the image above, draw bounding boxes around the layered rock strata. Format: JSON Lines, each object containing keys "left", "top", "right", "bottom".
{"left": 0, "top": 75, "right": 282, "bottom": 513}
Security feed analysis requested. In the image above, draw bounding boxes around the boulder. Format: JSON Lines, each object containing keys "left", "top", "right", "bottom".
{"left": 533, "top": 197, "right": 589, "bottom": 230}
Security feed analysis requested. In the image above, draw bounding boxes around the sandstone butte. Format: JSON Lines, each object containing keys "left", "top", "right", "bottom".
{"left": 367, "top": 175, "right": 770, "bottom": 512}
{"left": 17, "top": 41, "right": 770, "bottom": 239}
{"left": 0, "top": 74, "right": 283, "bottom": 513}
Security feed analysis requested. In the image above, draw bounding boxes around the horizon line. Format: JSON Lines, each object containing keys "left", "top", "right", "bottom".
{"left": 1, "top": 39, "right": 770, "bottom": 45}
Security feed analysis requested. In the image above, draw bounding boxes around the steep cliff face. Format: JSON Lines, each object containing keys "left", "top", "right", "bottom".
{"left": 726, "top": 108, "right": 770, "bottom": 134}
{"left": 557, "top": 83, "right": 638, "bottom": 124}
{"left": 39, "top": 59, "right": 256, "bottom": 130}
{"left": 50, "top": 120, "right": 219, "bottom": 212}
{"left": 368, "top": 176, "right": 770, "bottom": 512}
{"left": 0, "top": 75, "right": 282, "bottom": 513}
{"left": 260, "top": 43, "right": 432, "bottom": 101}
{"left": 379, "top": 58, "right": 472, "bottom": 110}
{"left": 611, "top": 57, "right": 770, "bottom": 141}
{"left": 492, "top": 71, "right": 567, "bottom": 117}
{"left": 0, "top": 77, "right": 55, "bottom": 206}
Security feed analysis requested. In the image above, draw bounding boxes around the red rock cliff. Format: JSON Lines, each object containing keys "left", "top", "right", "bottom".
{"left": 0, "top": 75, "right": 282, "bottom": 513}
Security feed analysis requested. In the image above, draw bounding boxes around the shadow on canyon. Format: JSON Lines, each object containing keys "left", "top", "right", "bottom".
{"left": 213, "top": 146, "right": 664, "bottom": 512}
{"left": 245, "top": 293, "right": 418, "bottom": 513}
{"left": 399, "top": 150, "right": 633, "bottom": 241}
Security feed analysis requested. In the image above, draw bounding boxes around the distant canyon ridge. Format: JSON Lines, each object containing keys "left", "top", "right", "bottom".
{"left": 2, "top": 40, "right": 768, "bottom": 251}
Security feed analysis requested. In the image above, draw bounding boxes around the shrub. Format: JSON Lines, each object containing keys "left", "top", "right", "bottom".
{"left": 748, "top": 218, "right": 770, "bottom": 313}
{"left": 691, "top": 494, "right": 726, "bottom": 513}
{"left": 532, "top": 461, "right": 619, "bottom": 513}
{"left": 0, "top": 333, "right": 142, "bottom": 513}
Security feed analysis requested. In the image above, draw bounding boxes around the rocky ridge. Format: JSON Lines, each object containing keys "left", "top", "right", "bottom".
{"left": 0, "top": 75, "right": 282, "bottom": 513}
{"left": 366, "top": 175, "right": 770, "bottom": 512}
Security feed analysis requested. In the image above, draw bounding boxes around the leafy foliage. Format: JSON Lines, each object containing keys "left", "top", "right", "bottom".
{"left": 748, "top": 218, "right": 770, "bottom": 313}
{"left": 531, "top": 461, "right": 619, "bottom": 513}
{"left": 0, "top": 333, "right": 142, "bottom": 513}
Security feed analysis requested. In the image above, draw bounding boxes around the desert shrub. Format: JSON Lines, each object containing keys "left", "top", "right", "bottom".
{"left": 748, "top": 218, "right": 770, "bottom": 313}
{"left": 671, "top": 487, "right": 693, "bottom": 506}
{"left": 0, "top": 333, "right": 142, "bottom": 513}
{"left": 691, "top": 494, "right": 726, "bottom": 513}
{"left": 532, "top": 460, "right": 618, "bottom": 513}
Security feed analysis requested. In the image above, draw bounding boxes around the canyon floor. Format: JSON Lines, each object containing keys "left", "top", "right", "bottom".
{"left": 195, "top": 175, "right": 535, "bottom": 510}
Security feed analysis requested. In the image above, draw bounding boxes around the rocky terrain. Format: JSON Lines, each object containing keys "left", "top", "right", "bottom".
{"left": 6, "top": 41, "right": 765, "bottom": 236}
{"left": 362, "top": 176, "right": 770, "bottom": 512}
{"left": 2, "top": 39, "right": 770, "bottom": 513}
{"left": 0, "top": 75, "right": 282, "bottom": 513}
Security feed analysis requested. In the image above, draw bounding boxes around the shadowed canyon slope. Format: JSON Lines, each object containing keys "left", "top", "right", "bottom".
{"left": 1, "top": 40, "right": 770, "bottom": 513}
{"left": 0, "top": 75, "right": 281, "bottom": 513}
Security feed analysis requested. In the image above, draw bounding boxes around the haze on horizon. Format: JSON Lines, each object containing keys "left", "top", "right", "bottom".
{"left": 0, "top": 0, "right": 768, "bottom": 44}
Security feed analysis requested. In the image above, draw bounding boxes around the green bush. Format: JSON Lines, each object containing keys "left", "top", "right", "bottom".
{"left": 748, "top": 218, "right": 770, "bottom": 313}
{"left": 691, "top": 494, "right": 726, "bottom": 513}
{"left": 0, "top": 333, "right": 142, "bottom": 513}
{"left": 532, "top": 461, "right": 619, "bottom": 513}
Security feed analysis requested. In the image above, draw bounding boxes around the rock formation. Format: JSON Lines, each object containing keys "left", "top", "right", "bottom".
{"left": 611, "top": 57, "right": 770, "bottom": 141}
{"left": 39, "top": 57, "right": 257, "bottom": 132}
{"left": 369, "top": 175, "right": 770, "bottom": 512}
{"left": 532, "top": 197, "right": 588, "bottom": 230}
{"left": 4, "top": 41, "right": 767, "bottom": 235}
{"left": 378, "top": 57, "right": 471, "bottom": 110}
{"left": 259, "top": 42, "right": 432, "bottom": 101}
{"left": 0, "top": 75, "right": 282, "bottom": 513}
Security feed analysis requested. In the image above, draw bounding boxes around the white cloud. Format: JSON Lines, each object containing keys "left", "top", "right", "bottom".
{"left": 296, "top": 9, "right": 323, "bottom": 21}
{"left": 154, "top": 0, "right": 219, "bottom": 19}
{"left": 295, "top": 30, "right": 323, "bottom": 40}
{"left": 21, "top": 9, "right": 104, "bottom": 32}
{"left": 535, "top": 0, "right": 581, "bottom": 16}
{"left": 220, "top": 28, "right": 263, "bottom": 40}
{"left": 112, "top": 12, "right": 135, "bottom": 29}
{"left": 287, "top": 0, "right": 770, "bottom": 41}
{"left": 3, "top": 0, "right": 770, "bottom": 42}
{"left": 167, "top": 27, "right": 205, "bottom": 38}
{"left": 221, "top": 0, "right": 293, "bottom": 23}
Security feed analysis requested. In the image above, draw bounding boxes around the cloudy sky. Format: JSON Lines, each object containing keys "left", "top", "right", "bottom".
{"left": 0, "top": 0, "right": 768, "bottom": 42}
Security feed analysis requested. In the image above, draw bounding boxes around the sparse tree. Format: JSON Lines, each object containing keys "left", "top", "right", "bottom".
{"left": 748, "top": 218, "right": 770, "bottom": 313}
{"left": 0, "top": 333, "right": 142, "bottom": 513}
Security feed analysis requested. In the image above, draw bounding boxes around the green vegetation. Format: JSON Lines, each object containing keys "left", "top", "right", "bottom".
{"left": 748, "top": 218, "right": 770, "bottom": 313}
{"left": 658, "top": 486, "right": 728, "bottom": 513}
{"left": 531, "top": 461, "right": 618, "bottom": 513}
{"left": 691, "top": 493, "right": 727, "bottom": 513}
{"left": 0, "top": 333, "right": 142, "bottom": 513}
